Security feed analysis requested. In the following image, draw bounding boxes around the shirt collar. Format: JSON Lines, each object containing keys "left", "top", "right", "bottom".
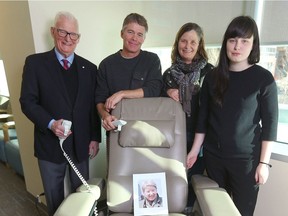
{"left": 54, "top": 48, "right": 75, "bottom": 65}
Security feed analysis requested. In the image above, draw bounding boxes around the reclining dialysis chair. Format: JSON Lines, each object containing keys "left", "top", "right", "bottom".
{"left": 107, "top": 97, "right": 188, "bottom": 215}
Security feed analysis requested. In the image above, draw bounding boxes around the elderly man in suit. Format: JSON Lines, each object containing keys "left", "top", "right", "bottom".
{"left": 19, "top": 11, "right": 101, "bottom": 216}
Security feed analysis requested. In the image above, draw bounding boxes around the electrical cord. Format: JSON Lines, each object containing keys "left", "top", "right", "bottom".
{"left": 33, "top": 120, "right": 99, "bottom": 215}
{"left": 59, "top": 138, "right": 98, "bottom": 215}
{"left": 59, "top": 120, "right": 98, "bottom": 215}
{"left": 59, "top": 138, "right": 92, "bottom": 192}
{"left": 35, "top": 192, "right": 45, "bottom": 216}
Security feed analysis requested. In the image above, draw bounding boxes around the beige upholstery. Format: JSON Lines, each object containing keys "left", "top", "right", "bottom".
{"left": 107, "top": 97, "right": 187, "bottom": 214}
{"left": 191, "top": 174, "right": 241, "bottom": 216}
{"left": 109, "top": 214, "right": 185, "bottom": 216}
{"left": 54, "top": 178, "right": 103, "bottom": 216}
{"left": 54, "top": 192, "right": 98, "bottom": 216}
{"left": 191, "top": 174, "right": 219, "bottom": 189}
{"left": 77, "top": 178, "right": 105, "bottom": 194}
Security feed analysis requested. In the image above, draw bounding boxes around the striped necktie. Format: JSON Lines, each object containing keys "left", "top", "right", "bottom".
{"left": 62, "top": 59, "right": 69, "bottom": 70}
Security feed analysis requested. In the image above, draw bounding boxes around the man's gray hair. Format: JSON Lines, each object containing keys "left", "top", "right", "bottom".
{"left": 54, "top": 11, "right": 79, "bottom": 31}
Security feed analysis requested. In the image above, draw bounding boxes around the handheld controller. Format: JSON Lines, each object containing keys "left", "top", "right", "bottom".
{"left": 62, "top": 120, "right": 72, "bottom": 136}
{"left": 112, "top": 119, "right": 127, "bottom": 132}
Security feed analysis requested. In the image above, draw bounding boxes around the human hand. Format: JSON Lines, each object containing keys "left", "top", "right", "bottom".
{"left": 101, "top": 114, "right": 117, "bottom": 131}
{"left": 255, "top": 163, "right": 270, "bottom": 185}
{"left": 51, "top": 119, "right": 72, "bottom": 139}
{"left": 105, "top": 91, "right": 124, "bottom": 112}
{"left": 186, "top": 150, "right": 198, "bottom": 169}
{"left": 167, "top": 89, "right": 179, "bottom": 102}
{"left": 89, "top": 141, "right": 99, "bottom": 159}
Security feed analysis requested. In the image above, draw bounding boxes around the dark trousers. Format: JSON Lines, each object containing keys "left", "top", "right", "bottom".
{"left": 38, "top": 158, "right": 89, "bottom": 216}
{"left": 186, "top": 131, "right": 205, "bottom": 207}
{"left": 204, "top": 150, "right": 259, "bottom": 216}
{"left": 187, "top": 156, "right": 205, "bottom": 207}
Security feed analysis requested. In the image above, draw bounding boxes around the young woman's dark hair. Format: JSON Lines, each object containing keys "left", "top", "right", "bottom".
{"left": 213, "top": 16, "right": 260, "bottom": 106}
{"left": 171, "top": 22, "right": 208, "bottom": 64}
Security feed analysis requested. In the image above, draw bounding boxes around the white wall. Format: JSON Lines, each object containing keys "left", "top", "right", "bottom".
{"left": 28, "top": 1, "right": 252, "bottom": 66}
{"left": 254, "top": 158, "right": 288, "bottom": 216}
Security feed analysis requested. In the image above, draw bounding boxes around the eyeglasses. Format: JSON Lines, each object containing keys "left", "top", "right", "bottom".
{"left": 55, "top": 28, "right": 80, "bottom": 40}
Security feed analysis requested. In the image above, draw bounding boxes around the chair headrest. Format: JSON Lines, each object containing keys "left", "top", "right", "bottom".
{"left": 118, "top": 120, "right": 175, "bottom": 148}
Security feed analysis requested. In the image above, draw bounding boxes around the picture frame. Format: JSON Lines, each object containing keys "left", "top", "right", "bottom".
{"left": 133, "top": 172, "right": 168, "bottom": 215}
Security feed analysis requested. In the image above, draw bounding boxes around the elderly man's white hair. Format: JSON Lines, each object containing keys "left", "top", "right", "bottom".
{"left": 54, "top": 11, "right": 79, "bottom": 31}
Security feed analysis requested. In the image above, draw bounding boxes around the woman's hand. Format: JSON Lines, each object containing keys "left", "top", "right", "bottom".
{"left": 167, "top": 89, "right": 179, "bottom": 102}
{"left": 187, "top": 150, "right": 199, "bottom": 169}
{"left": 255, "top": 163, "right": 270, "bottom": 185}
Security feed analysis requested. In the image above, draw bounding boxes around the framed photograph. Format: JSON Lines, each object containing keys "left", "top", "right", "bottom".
{"left": 133, "top": 172, "right": 168, "bottom": 215}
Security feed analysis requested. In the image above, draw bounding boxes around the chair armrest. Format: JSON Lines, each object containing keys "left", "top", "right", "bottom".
{"left": 191, "top": 174, "right": 241, "bottom": 216}
{"left": 3, "top": 121, "right": 15, "bottom": 142}
{"left": 191, "top": 174, "right": 219, "bottom": 189}
{"left": 195, "top": 188, "right": 241, "bottom": 216}
{"left": 54, "top": 178, "right": 104, "bottom": 216}
{"left": 54, "top": 192, "right": 98, "bottom": 216}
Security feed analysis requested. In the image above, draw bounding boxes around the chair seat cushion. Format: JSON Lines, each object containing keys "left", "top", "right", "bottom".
{"left": 5, "top": 139, "right": 24, "bottom": 176}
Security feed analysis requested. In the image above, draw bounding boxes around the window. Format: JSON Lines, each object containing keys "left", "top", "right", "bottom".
{"left": 259, "top": 45, "right": 288, "bottom": 143}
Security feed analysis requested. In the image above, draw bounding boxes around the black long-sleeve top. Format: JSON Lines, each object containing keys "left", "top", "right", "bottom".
{"left": 197, "top": 65, "right": 278, "bottom": 159}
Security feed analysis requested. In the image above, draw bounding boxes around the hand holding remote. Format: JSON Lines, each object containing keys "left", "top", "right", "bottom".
{"left": 62, "top": 120, "right": 72, "bottom": 136}
{"left": 59, "top": 120, "right": 72, "bottom": 147}
{"left": 112, "top": 119, "right": 127, "bottom": 132}
{"left": 59, "top": 120, "right": 72, "bottom": 143}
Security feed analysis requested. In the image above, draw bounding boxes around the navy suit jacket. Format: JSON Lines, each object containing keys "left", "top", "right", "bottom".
{"left": 20, "top": 49, "right": 101, "bottom": 163}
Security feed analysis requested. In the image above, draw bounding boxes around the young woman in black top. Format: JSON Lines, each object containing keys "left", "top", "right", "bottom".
{"left": 187, "top": 16, "right": 278, "bottom": 216}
